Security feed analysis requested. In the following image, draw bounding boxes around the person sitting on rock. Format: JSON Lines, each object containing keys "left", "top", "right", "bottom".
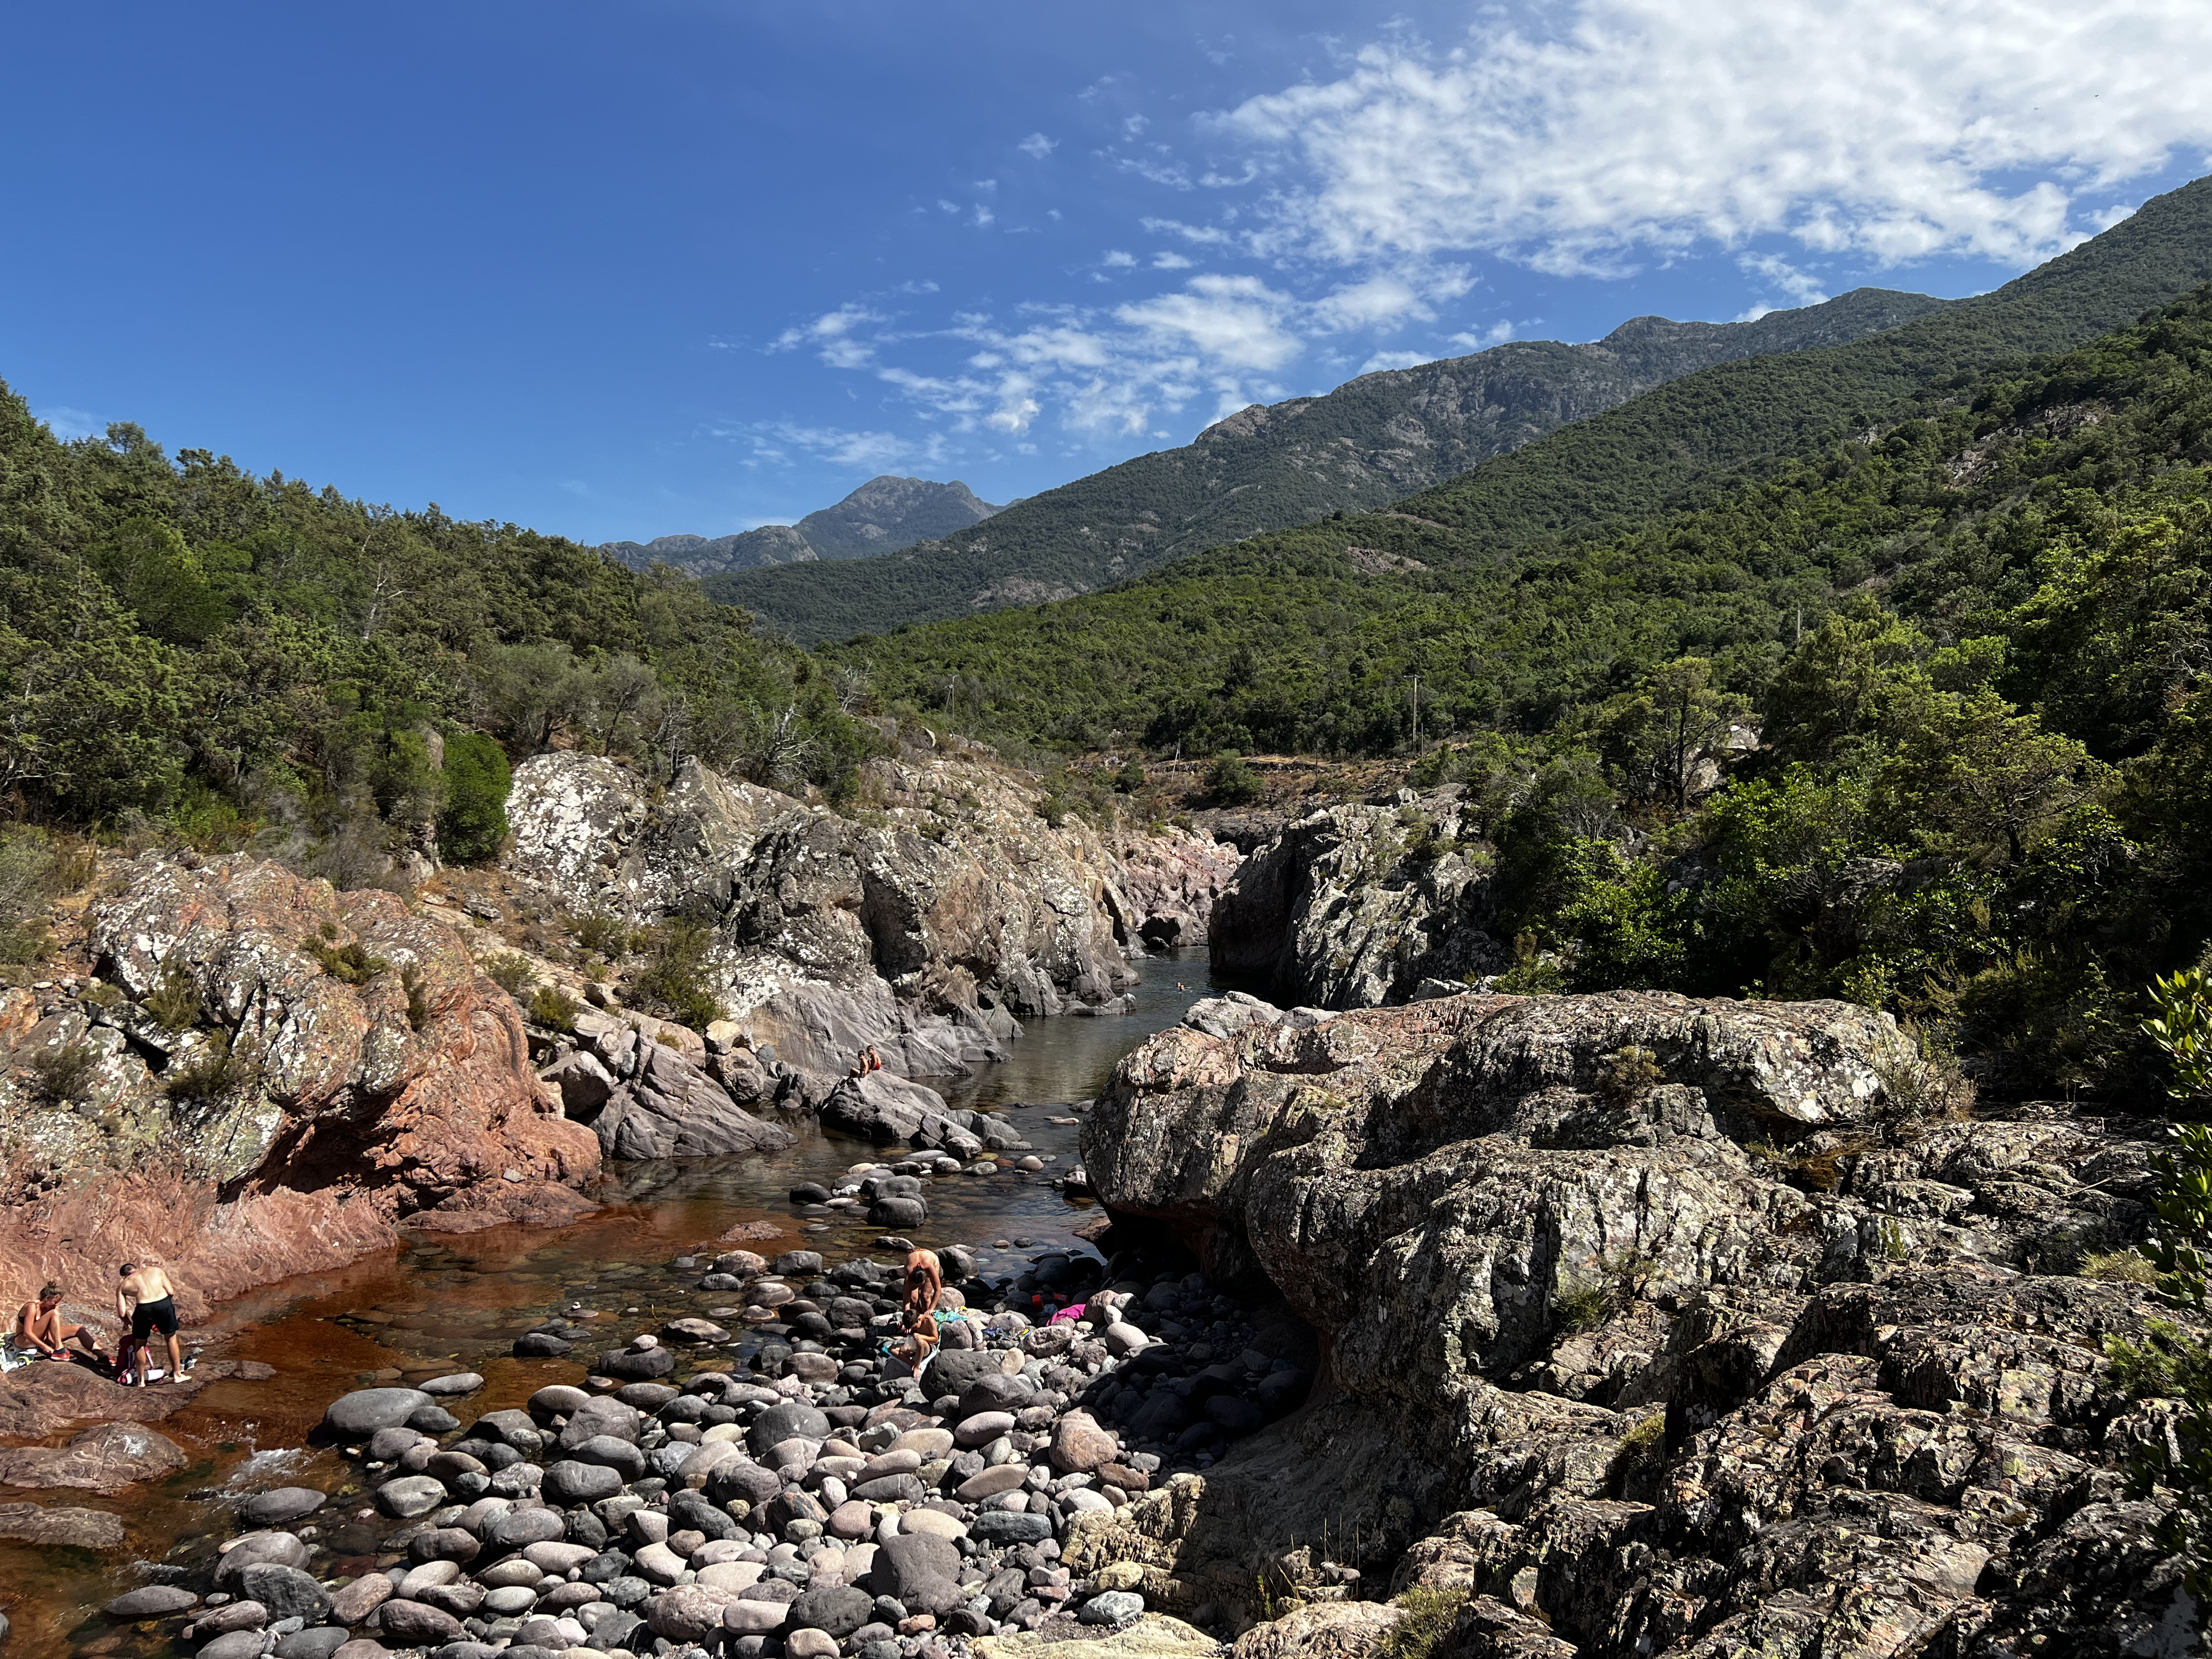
{"left": 6, "top": 1282, "right": 104, "bottom": 1367}
{"left": 116, "top": 1261, "right": 184, "bottom": 1386}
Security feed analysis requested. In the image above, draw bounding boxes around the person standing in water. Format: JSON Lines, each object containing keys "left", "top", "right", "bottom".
{"left": 115, "top": 1262, "right": 183, "bottom": 1386}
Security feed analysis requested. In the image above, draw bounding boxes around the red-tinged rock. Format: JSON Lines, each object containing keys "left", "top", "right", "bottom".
{"left": 0, "top": 1422, "right": 186, "bottom": 1491}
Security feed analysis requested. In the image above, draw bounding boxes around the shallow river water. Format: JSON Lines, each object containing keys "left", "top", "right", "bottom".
{"left": 3, "top": 947, "right": 1219, "bottom": 1656}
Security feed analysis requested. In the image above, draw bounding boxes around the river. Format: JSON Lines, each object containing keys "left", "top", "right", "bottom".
{"left": 4, "top": 947, "right": 1219, "bottom": 1656}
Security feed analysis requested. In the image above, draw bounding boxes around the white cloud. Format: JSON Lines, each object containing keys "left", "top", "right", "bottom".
{"left": 1115, "top": 274, "right": 1302, "bottom": 373}
{"left": 1738, "top": 252, "right": 1830, "bottom": 307}
{"left": 770, "top": 304, "right": 886, "bottom": 370}
{"left": 35, "top": 405, "right": 101, "bottom": 441}
{"left": 1447, "top": 321, "right": 1517, "bottom": 350}
{"left": 768, "top": 0, "right": 2212, "bottom": 467}
{"left": 1218, "top": 0, "right": 2212, "bottom": 276}
{"left": 1360, "top": 349, "right": 1438, "bottom": 374}
{"left": 729, "top": 421, "right": 947, "bottom": 472}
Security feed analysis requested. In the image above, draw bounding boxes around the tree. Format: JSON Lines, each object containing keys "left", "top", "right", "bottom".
{"left": 437, "top": 731, "right": 511, "bottom": 864}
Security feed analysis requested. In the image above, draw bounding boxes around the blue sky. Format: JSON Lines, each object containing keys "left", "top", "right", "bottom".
{"left": 6, "top": 2, "right": 2212, "bottom": 546}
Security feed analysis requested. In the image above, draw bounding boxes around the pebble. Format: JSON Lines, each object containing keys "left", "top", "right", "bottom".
{"left": 116, "top": 1233, "right": 1287, "bottom": 1659}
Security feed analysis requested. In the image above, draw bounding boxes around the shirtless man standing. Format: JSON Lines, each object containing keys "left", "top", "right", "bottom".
{"left": 8, "top": 1283, "right": 102, "bottom": 1365}
{"left": 116, "top": 1262, "right": 183, "bottom": 1386}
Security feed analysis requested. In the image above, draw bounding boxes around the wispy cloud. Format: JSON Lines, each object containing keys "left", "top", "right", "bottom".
{"left": 35, "top": 405, "right": 101, "bottom": 441}
{"left": 769, "top": 0, "right": 2212, "bottom": 469}
{"left": 727, "top": 420, "right": 948, "bottom": 471}
{"left": 770, "top": 304, "right": 886, "bottom": 370}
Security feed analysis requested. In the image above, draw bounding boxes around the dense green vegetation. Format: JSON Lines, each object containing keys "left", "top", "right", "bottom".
{"left": 708, "top": 290, "right": 1953, "bottom": 642}
{"left": 717, "top": 176, "right": 2212, "bottom": 645}
{"left": 0, "top": 388, "right": 879, "bottom": 896}
{"left": 838, "top": 286, "right": 2212, "bottom": 1093}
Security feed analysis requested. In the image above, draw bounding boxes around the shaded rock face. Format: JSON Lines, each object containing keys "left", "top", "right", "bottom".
{"left": 0, "top": 856, "right": 599, "bottom": 1316}
{"left": 1209, "top": 795, "right": 1501, "bottom": 1008}
{"left": 1110, "top": 827, "right": 1239, "bottom": 951}
{"left": 1076, "top": 988, "right": 2184, "bottom": 1657}
{"left": 503, "top": 749, "right": 1152, "bottom": 1083}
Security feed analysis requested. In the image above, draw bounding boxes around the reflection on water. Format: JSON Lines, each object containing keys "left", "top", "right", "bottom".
{"left": 1, "top": 947, "right": 1215, "bottom": 1655}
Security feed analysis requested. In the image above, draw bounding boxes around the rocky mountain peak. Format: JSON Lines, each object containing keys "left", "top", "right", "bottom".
{"left": 602, "top": 475, "right": 1005, "bottom": 577}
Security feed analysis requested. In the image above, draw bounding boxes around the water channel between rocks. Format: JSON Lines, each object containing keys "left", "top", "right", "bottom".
{"left": 6, "top": 947, "right": 1222, "bottom": 1656}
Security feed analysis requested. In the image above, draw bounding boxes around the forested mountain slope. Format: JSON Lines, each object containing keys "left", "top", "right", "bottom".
{"left": 708, "top": 289, "right": 1950, "bottom": 641}
{"left": 836, "top": 284, "right": 2212, "bottom": 1088}
{"left": 728, "top": 174, "right": 2212, "bottom": 646}
{"left": 1400, "top": 172, "right": 2212, "bottom": 548}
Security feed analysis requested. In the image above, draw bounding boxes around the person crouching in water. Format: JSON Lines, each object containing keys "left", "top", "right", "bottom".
{"left": 116, "top": 1262, "right": 184, "bottom": 1386}
{"left": 6, "top": 1283, "right": 104, "bottom": 1368}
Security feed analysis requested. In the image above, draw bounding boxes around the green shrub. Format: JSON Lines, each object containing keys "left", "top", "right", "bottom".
{"left": 165, "top": 1031, "right": 253, "bottom": 1103}
{"left": 437, "top": 731, "right": 512, "bottom": 865}
{"left": 31, "top": 1040, "right": 100, "bottom": 1105}
{"left": 483, "top": 951, "right": 534, "bottom": 997}
{"left": 1375, "top": 1587, "right": 1467, "bottom": 1659}
{"left": 571, "top": 911, "right": 625, "bottom": 957}
{"left": 1113, "top": 760, "right": 1146, "bottom": 794}
{"left": 0, "top": 826, "right": 61, "bottom": 965}
{"left": 1608, "top": 1409, "right": 1668, "bottom": 1496}
{"left": 1204, "top": 753, "right": 1261, "bottom": 806}
{"left": 631, "top": 917, "right": 726, "bottom": 1031}
{"left": 401, "top": 964, "right": 431, "bottom": 1031}
{"left": 1596, "top": 1044, "right": 1664, "bottom": 1105}
{"left": 2083, "top": 1249, "right": 2158, "bottom": 1285}
{"left": 528, "top": 984, "right": 580, "bottom": 1031}
{"left": 310, "top": 938, "right": 388, "bottom": 984}
{"left": 144, "top": 962, "right": 201, "bottom": 1031}
{"left": 1552, "top": 1270, "right": 1613, "bottom": 1333}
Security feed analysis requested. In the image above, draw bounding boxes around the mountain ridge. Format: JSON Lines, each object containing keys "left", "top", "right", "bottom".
{"left": 605, "top": 474, "right": 1003, "bottom": 577}
{"left": 707, "top": 287, "right": 1954, "bottom": 640}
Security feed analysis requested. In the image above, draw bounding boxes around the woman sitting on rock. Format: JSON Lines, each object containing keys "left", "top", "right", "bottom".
{"left": 4, "top": 1283, "right": 105, "bottom": 1368}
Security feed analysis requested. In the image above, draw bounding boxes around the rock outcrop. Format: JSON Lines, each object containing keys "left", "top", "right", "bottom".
{"left": 1076, "top": 988, "right": 2188, "bottom": 1656}
{"left": 502, "top": 747, "right": 1186, "bottom": 1082}
{"left": 1209, "top": 794, "right": 1500, "bottom": 1007}
{"left": 1111, "top": 827, "right": 1240, "bottom": 950}
{"left": 0, "top": 855, "right": 599, "bottom": 1317}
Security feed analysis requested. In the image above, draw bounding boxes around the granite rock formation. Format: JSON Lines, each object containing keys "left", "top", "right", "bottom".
{"left": 1075, "top": 987, "right": 2190, "bottom": 1657}
{"left": 502, "top": 745, "right": 1225, "bottom": 1086}
{"left": 1209, "top": 794, "right": 1500, "bottom": 1008}
{"left": 0, "top": 855, "right": 599, "bottom": 1314}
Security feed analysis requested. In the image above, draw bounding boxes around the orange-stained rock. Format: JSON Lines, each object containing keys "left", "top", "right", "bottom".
{"left": 0, "top": 855, "right": 601, "bottom": 1357}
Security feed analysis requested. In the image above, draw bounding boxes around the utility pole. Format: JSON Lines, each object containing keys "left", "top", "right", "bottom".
{"left": 1409, "top": 674, "right": 1421, "bottom": 748}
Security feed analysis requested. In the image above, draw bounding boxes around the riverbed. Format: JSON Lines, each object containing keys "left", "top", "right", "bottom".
{"left": 2, "top": 948, "right": 1217, "bottom": 1656}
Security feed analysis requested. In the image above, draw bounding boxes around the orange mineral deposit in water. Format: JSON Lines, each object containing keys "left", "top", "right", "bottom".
{"left": 1, "top": 946, "right": 1216, "bottom": 1655}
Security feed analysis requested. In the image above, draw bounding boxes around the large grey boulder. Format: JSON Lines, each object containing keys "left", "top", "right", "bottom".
{"left": 821, "top": 1071, "right": 956, "bottom": 1144}
{"left": 588, "top": 1042, "right": 795, "bottom": 1160}
{"left": 324, "top": 1387, "right": 433, "bottom": 1436}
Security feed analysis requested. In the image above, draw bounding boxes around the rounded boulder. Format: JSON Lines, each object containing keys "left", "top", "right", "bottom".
{"left": 324, "top": 1387, "right": 434, "bottom": 1436}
